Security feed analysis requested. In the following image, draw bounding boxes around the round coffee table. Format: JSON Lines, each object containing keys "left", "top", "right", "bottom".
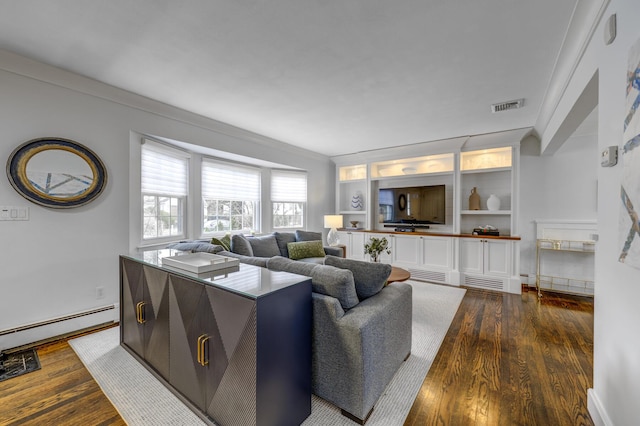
{"left": 387, "top": 266, "right": 411, "bottom": 284}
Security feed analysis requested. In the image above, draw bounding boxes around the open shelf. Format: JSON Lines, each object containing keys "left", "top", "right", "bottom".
{"left": 461, "top": 210, "right": 511, "bottom": 215}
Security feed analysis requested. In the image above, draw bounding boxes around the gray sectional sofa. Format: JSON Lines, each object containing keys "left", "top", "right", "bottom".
{"left": 167, "top": 230, "right": 412, "bottom": 424}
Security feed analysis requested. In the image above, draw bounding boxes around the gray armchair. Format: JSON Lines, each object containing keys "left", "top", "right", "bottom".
{"left": 265, "top": 255, "right": 412, "bottom": 424}
{"left": 312, "top": 282, "right": 412, "bottom": 423}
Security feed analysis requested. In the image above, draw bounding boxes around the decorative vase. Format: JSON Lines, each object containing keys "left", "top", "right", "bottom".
{"left": 351, "top": 192, "right": 363, "bottom": 210}
{"left": 469, "top": 187, "right": 480, "bottom": 210}
{"left": 487, "top": 194, "right": 500, "bottom": 211}
{"left": 350, "top": 220, "right": 359, "bottom": 228}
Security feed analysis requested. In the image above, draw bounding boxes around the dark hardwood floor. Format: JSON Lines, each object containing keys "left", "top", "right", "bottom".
{"left": 0, "top": 327, "right": 125, "bottom": 426}
{"left": 0, "top": 287, "right": 593, "bottom": 426}
{"left": 405, "top": 287, "right": 594, "bottom": 426}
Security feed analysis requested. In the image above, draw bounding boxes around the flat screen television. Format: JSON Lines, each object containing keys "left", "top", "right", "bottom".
{"left": 378, "top": 184, "right": 446, "bottom": 226}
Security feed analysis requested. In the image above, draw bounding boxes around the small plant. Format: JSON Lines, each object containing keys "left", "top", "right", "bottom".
{"left": 364, "top": 236, "right": 391, "bottom": 262}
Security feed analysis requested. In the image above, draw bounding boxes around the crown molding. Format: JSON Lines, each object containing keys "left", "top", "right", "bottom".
{"left": 0, "top": 48, "right": 329, "bottom": 163}
{"left": 534, "top": 0, "right": 610, "bottom": 140}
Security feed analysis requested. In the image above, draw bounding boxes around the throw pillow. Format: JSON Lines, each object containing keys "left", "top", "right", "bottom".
{"left": 231, "top": 234, "right": 253, "bottom": 256}
{"left": 295, "top": 230, "right": 323, "bottom": 242}
{"left": 273, "top": 232, "right": 297, "bottom": 257}
{"left": 210, "top": 235, "right": 230, "bottom": 251}
{"left": 310, "top": 265, "right": 359, "bottom": 310}
{"left": 324, "top": 255, "right": 391, "bottom": 300}
{"left": 247, "top": 234, "right": 281, "bottom": 257}
{"left": 287, "top": 240, "right": 326, "bottom": 260}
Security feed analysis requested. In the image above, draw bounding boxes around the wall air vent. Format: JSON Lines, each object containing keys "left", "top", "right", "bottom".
{"left": 491, "top": 98, "right": 524, "bottom": 113}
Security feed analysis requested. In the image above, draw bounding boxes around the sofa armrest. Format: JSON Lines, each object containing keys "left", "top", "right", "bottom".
{"left": 323, "top": 246, "right": 343, "bottom": 257}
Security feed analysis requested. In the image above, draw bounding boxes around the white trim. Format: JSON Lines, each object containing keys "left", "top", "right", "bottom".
{"left": 535, "top": 0, "right": 610, "bottom": 140}
{"left": 588, "top": 388, "right": 613, "bottom": 426}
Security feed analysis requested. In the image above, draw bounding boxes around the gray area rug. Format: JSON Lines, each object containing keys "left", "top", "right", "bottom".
{"left": 69, "top": 281, "right": 465, "bottom": 425}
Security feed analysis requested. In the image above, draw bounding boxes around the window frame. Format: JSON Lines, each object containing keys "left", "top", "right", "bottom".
{"left": 201, "top": 158, "right": 262, "bottom": 236}
{"left": 140, "top": 139, "right": 190, "bottom": 245}
{"left": 271, "top": 170, "right": 307, "bottom": 230}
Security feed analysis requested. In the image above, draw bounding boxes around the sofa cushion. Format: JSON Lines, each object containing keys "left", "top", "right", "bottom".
{"left": 266, "top": 256, "right": 359, "bottom": 310}
{"left": 287, "top": 240, "right": 326, "bottom": 260}
{"left": 231, "top": 234, "right": 253, "bottom": 256}
{"left": 247, "top": 234, "right": 281, "bottom": 257}
{"left": 166, "top": 240, "right": 224, "bottom": 254}
{"left": 273, "top": 232, "right": 297, "bottom": 257}
{"left": 324, "top": 255, "right": 392, "bottom": 300}
{"left": 295, "top": 230, "right": 323, "bottom": 242}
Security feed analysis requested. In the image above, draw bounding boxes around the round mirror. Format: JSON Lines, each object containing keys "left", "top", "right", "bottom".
{"left": 6, "top": 138, "right": 108, "bottom": 208}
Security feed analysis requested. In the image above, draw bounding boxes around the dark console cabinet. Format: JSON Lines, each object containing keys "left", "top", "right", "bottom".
{"left": 120, "top": 254, "right": 312, "bottom": 426}
{"left": 120, "top": 258, "right": 170, "bottom": 380}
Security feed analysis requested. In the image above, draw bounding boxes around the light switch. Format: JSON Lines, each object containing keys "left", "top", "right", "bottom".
{"left": 0, "top": 206, "right": 29, "bottom": 221}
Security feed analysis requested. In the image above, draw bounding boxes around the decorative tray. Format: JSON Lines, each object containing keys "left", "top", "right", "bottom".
{"left": 162, "top": 252, "right": 240, "bottom": 274}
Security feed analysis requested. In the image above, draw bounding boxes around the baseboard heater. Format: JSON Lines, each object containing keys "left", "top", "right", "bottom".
{"left": 0, "top": 304, "right": 117, "bottom": 351}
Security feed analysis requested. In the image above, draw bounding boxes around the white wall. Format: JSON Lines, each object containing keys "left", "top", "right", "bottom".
{"left": 0, "top": 52, "right": 334, "bottom": 349}
{"left": 519, "top": 123, "right": 599, "bottom": 277}
{"left": 543, "top": 0, "right": 640, "bottom": 424}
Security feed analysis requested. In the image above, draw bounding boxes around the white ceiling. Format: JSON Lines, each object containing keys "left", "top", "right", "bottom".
{"left": 0, "top": 1, "right": 579, "bottom": 157}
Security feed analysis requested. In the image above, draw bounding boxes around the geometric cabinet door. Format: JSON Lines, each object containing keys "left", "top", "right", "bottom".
{"left": 169, "top": 274, "right": 257, "bottom": 426}
{"left": 120, "top": 258, "right": 170, "bottom": 380}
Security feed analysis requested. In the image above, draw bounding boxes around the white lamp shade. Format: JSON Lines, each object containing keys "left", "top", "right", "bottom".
{"left": 323, "top": 215, "right": 343, "bottom": 229}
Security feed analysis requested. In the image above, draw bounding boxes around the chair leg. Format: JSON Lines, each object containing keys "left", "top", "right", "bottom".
{"left": 341, "top": 406, "right": 374, "bottom": 425}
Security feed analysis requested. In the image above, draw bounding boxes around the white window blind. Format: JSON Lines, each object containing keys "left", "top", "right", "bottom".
{"left": 141, "top": 140, "right": 189, "bottom": 196}
{"left": 202, "top": 159, "right": 261, "bottom": 200}
{"left": 271, "top": 170, "right": 307, "bottom": 202}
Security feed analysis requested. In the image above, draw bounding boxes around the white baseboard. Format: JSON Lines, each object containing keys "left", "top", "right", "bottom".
{"left": 0, "top": 304, "right": 119, "bottom": 351}
{"left": 588, "top": 388, "right": 613, "bottom": 426}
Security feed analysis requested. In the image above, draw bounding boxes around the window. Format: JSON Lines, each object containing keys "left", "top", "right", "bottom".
{"left": 141, "top": 140, "right": 189, "bottom": 241}
{"left": 202, "top": 159, "right": 261, "bottom": 233}
{"left": 271, "top": 170, "right": 307, "bottom": 229}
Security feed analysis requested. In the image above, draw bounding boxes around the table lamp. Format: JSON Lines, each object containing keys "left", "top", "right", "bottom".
{"left": 324, "top": 214, "right": 343, "bottom": 247}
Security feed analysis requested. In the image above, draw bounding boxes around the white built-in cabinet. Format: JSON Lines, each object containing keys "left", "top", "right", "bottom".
{"left": 458, "top": 237, "right": 517, "bottom": 292}
{"left": 336, "top": 230, "right": 365, "bottom": 260}
{"left": 331, "top": 129, "right": 528, "bottom": 294}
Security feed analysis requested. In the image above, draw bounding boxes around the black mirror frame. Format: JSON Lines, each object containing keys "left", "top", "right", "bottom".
{"left": 6, "top": 137, "right": 108, "bottom": 208}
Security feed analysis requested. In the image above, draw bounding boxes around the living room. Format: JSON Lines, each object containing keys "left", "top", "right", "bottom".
{"left": 0, "top": 1, "right": 639, "bottom": 425}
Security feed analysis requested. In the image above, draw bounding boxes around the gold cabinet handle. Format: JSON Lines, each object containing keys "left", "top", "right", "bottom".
{"left": 136, "top": 301, "right": 146, "bottom": 324}
{"left": 197, "top": 334, "right": 210, "bottom": 366}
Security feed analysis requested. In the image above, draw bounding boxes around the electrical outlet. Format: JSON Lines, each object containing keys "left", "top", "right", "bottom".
{"left": 96, "top": 287, "right": 105, "bottom": 299}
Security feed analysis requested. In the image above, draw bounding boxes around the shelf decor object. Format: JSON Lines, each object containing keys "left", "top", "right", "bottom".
{"left": 364, "top": 236, "right": 391, "bottom": 263}
{"left": 6, "top": 137, "right": 108, "bottom": 208}
{"left": 469, "top": 187, "right": 480, "bottom": 210}
{"left": 351, "top": 192, "right": 363, "bottom": 210}
{"left": 487, "top": 194, "right": 500, "bottom": 211}
{"left": 324, "top": 214, "right": 343, "bottom": 246}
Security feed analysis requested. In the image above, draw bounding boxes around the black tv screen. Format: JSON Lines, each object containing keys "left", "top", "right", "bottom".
{"left": 378, "top": 185, "right": 446, "bottom": 225}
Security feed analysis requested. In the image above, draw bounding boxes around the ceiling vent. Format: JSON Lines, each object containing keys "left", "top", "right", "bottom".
{"left": 491, "top": 98, "right": 524, "bottom": 113}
